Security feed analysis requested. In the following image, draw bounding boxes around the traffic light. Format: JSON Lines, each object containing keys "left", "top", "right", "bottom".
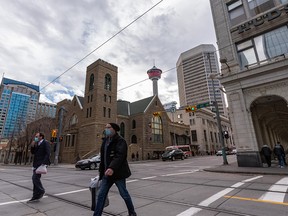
{"left": 51, "top": 129, "right": 57, "bottom": 138}
{"left": 185, "top": 106, "right": 197, "bottom": 112}
{"left": 153, "top": 112, "right": 160, "bottom": 117}
{"left": 223, "top": 131, "right": 229, "bottom": 139}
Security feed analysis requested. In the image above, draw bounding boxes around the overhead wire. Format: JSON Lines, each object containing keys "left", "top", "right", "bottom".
{"left": 40, "top": 0, "right": 164, "bottom": 92}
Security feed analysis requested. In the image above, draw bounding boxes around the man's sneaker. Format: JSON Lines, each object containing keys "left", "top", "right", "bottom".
{"left": 27, "top": 198, "right": 39, "bottom": 203}
{"left": 39, "top": 192, "right": 45, "bottom": 199}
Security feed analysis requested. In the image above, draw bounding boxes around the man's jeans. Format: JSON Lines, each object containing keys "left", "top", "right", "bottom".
{"left": 277, "top": 155, "right": 284, "bottom": 167}
{"left": 32, "top": 171, "right": 45, "bottom": 198}
{"left": 93, "top": 176, "right": 136, "bottom": 216}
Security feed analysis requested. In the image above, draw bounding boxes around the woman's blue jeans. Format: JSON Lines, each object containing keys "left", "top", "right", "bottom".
{"left": 93, "top": 176, "right": 136, "bottom": 216}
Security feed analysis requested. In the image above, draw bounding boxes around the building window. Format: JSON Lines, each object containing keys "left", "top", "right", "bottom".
{"left": 151, "top": 116, "right": 163, "bottom": 143}
{"left": 109, "top": 96, "right": 111, "bottom": 103}
{"left": 131, "top": 135, "right": 137, "bottom": 143}
{"left": 89, "top": 107, "right": 92, "bottom": 117}
{"left": 120, "top": 122, "right": 125, "bottom": 138}
{"left": 72, "top": 135, "right": 75, "bottom": 147}
{"left": 237, "top": 25, "right": 288, "bottom": 69}
{"left": 202, "top": 119, "right": 205, "bottom": 124}
{"left": 227, "top": 0, "right": 246, "bottom": 26}
{"left": 210, "top": 131, "right": 214, "bottom": 142}
{"left": 214, "top": 132, "right": 218, "bottom": 143}
{"left": 69, "top": 114, "right": 78, "bottom": 126}
{"left": 103, "top": 107, "right": 106, "bottom": 117}
{"left": 88, "top": 96, "right": 90, "bottom": 103}
{"left": 89, "top": 74, "right": 94, "bottom": 91}
{"left": 86, "top": 108, "right": 89, "bottom": 118}
{"left": 104, "top": 74, "right": 112, "bottom": 91}
{"left": 132, "top": 120, "right": 136, "bottom": 129}
{"left": 248, "top": 0, "right": 275, "bottom": 17}
{"left": 104, "top": 94, "right": 107, "bottom": 102}
{"left": 91, "top": 94, "right": 93, "bottom": 102}
{"left": 204, "top": 130, "right": 207, "bottom": 142}
{"left": 191, "top": 130, "right": 197, "bottom": 141}
{"left": 108, "top": 108, "right": 111, "bottom": 118}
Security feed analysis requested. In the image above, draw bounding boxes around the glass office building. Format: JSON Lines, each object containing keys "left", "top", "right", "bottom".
{"left": 0, "top": 77, "right": 39, "bottom": 138}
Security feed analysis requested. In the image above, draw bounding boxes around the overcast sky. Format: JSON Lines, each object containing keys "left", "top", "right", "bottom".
{"left": 0, "top": 0, "right": 217, "bottom": 107}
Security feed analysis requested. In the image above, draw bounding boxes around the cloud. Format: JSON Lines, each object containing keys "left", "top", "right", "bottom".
{"left": 0, "top": 0, "right": 216, "bottom": 107}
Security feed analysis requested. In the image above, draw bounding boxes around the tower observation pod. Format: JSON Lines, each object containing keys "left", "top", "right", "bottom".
{"left": 147, "top": 65, "right": 162, "bottom": 95}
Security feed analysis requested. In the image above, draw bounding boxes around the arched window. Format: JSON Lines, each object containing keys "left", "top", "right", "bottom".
{"left": 89, "top": 74, "right": 94, "bottom": 91}
{"left": 132, "top": 120, "right": 136, "bottom": 129}
{"left": 131, "top": 135, "right": 137, "bottom": 143}
{"left": 104, "top": 74, "right": 112, "bottom": 91}
{"left": 120, "top": 122, "right": 125, "bottom": 138}
{"left": 69, "top": 114, "right": 78, "bottom": 126}
{"left": 151, "top": 116, "right": 163, "bottom": 143}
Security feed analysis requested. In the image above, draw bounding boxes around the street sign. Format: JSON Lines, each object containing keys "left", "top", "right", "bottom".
{"left": 196, "top": 102, "right": 211, "bottom": 109}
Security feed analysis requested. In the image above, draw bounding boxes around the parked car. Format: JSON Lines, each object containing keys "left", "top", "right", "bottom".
{"left": 216, "top": 150, "right": 229, "bottom": 156}
{"left": 162, "top": 149, "right": 185, "bottom": 161}
{"left": 75, "top": 154, "right": 100, "bottom": 170}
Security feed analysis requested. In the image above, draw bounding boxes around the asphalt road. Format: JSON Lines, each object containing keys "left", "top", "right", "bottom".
{"left": 0, "top": 155, "right": 287, "bottom": 216}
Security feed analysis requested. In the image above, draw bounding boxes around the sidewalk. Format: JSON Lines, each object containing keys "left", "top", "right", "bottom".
{"left": 204, "top": 161, "right": 288, "bottom": 175}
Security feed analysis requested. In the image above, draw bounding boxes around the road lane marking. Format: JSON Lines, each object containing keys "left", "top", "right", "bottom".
{"left": 0, "top": 196, "right": 48, "bottom": 206}
{"left": 177, "top": 175, "right": 263, "bottom": 216}
{"left": 126, "top": 179, "right": 139, "bottom": 183}
{"left": 259, "top": 177, "right": 288, "bottom": 203}
{"left": 141, "top": 176, "right": 157, "bottom": 180}
{"left": 54, "top": 189, "right": 88, "bottom": 196}
{"left": 224, "top": 195, "right": 288, "bottom": 206}
{"left": 161, "top": 170, "right": 199, "bottom": 177}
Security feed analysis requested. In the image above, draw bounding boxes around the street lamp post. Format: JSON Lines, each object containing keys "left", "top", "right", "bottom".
{"left": 208, "top": 54, "right": 228, "bottom": 165}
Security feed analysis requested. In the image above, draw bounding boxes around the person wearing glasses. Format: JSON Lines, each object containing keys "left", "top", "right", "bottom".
{"left": 93, "top": 123, "right": 137, "bottom": 216}
{"left": 27, "top": 132, "right": 51, "bottom": 203}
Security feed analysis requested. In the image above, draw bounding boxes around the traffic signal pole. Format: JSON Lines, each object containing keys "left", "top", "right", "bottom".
{"left": 54, "top": 106, "right": 65, "bottom": 165}
{"left": 208, "top": 53, "right": 228, "bottom": 165}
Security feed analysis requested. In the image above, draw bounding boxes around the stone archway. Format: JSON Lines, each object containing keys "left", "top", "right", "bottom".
{"left": 250, "top": 95, "right": 288, "bottom": 152}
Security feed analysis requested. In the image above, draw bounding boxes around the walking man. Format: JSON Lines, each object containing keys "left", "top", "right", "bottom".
{"left": 93, "top": 123, "right": 137, "bottom": 216}
{"left": 27, "top": 132, "right": 51, "bottom": 202}
{"left": 273, "top": 141, "right": 285, "bottom": 168}
{"left": 261, "top": 144, "right": 272, "bottom": 167}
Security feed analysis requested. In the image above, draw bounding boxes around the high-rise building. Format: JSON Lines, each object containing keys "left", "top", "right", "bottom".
{"left": 0, "top": 77, "right": 40, "bottom": 138}
{"left": 210, "top": 0, "right": 288, "bottom": 166}
{"left": 36, "top": 102, "right": 56, "bottom": 120}
{"left": 177, "top": 44, "right": 226, "bottom": 116}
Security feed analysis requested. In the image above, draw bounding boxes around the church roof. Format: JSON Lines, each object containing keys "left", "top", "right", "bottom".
{"left": 117, "top": 96, "right": 155, "bottom": 116}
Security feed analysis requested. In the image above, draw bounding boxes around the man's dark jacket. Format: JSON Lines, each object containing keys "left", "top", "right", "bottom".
{"left": 99, "top": 133, "right": 131, "bottom": 180}
{"left": 31, "top": 139, "right": 51, "bottom": 168}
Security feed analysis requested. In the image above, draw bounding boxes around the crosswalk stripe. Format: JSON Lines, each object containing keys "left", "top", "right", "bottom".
{"left": 259, "top": 177, "right": 288, "bottom": 203}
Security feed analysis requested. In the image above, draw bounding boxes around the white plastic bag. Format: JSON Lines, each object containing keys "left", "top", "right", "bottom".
{"left": 35, "top": 165, "right": 47, "bottom": 174}
{"left": 90, "top": 176, "right": 109, "bottom": 211}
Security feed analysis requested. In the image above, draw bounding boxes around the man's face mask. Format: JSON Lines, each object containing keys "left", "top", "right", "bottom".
{"left": 34, "top": 137, "right": 39, "bottom": 142}
{"left": 105, "top": 129, "right": 112, "bottom": 137}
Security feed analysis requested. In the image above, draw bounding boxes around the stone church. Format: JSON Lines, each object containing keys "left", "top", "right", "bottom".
{"left": 57, "top": 59, "right": 190, "bottom": 163}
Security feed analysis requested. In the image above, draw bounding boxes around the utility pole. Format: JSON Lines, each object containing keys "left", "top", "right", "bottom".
{"left": 207, "top": 53, "right": 228, "bottom": 165}
{"left": 54, "top": 106, "right": 65, "bottom": 165}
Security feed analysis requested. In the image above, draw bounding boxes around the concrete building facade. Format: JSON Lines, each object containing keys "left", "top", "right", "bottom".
{"left": 210, "top": 0, "right": 288, "bottom": 166}
{"left": 177, "top": 44, "right": 227, "bottom": 116}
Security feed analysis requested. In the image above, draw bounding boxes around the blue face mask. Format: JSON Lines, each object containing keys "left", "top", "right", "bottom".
{"left": 105, "top": 129, "right": 112, "bottom": 137}
{"left": 34, "top": 137, "right": 39, "bottom": 142}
